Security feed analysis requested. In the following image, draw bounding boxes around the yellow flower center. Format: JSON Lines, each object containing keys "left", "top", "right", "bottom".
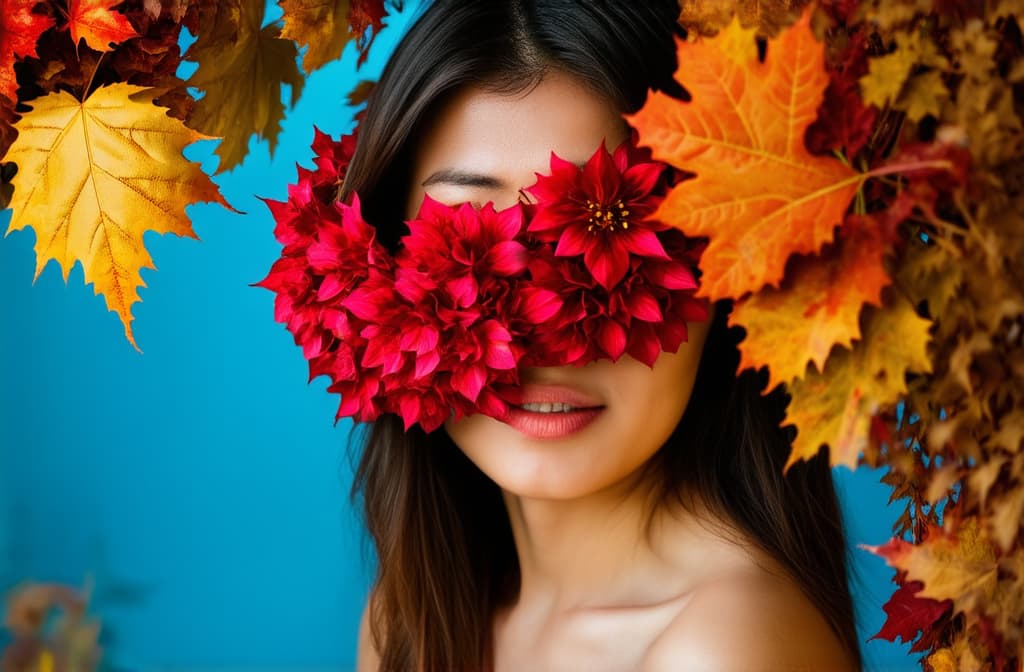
{"left": 586, "top": 199, "right": 630, "bottom": 232}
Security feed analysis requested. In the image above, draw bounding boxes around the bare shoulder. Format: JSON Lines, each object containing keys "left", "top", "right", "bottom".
{"left": 357, "top": 593, "right": 382, "bottom": 672}
{"left": 642, "top": 569, "right": 858, "bottom": 672}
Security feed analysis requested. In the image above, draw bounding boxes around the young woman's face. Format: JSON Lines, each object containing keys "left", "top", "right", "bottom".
{"left": 406, "top": 70, "right": 713, "bottom": 500}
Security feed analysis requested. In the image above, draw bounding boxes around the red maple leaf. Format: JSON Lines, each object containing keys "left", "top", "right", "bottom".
{"left": 350, "top": 0, "right": 386, "bottom": 65}
{"left": 870, "top": 579, "right": 951, "bottom": 646}
{"left": 65, "top": 0, "right": 140, "bottom": 52}
{"left": 0, "top": 0, "right": 56, "bottom": 102}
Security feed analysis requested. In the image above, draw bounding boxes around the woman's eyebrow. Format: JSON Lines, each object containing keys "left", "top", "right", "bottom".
{"left": 421, "top": 169, "right": 505, "bottom": 189}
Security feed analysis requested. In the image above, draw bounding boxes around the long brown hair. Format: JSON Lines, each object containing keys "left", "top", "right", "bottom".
{"left": 346, "top": 1, "right": 865, "bottom": 669}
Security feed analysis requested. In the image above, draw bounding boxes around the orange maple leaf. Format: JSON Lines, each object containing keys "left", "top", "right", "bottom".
{"left": 627, "top": 9, "right": 863, "bottom": 300}
{"left": 731, "top": 213, "right": 894, "bottom": 391}
{"left": 3, "top": 84, "right": 232, "bottom": 351}
{"left": 65, "top": 0, "right": 140, "bottom": 52}
{"left": 280, "top": 0, "right": 388, "bottom": 72}
{"left": 0, "top": 0, "right": 56, "bottom": 102}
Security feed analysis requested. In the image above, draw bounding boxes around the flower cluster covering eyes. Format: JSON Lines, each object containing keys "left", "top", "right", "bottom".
{"left": 256, "top": 130, "right": 710, "bottom": 432}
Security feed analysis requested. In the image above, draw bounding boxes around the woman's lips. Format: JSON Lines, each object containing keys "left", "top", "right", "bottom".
{"left": 499, "top": 383, "right": 604, "bottom": 408}
{"left": 498, "top": 383, "right": 606, "bottom": 439}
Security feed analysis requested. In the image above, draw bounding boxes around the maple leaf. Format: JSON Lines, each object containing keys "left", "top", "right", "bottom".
{"left": 900, "top": 70, "right": 949, "bottom": 122}
{"left": 869, "top": 579, "right": 951, "bottom": 645}
{"left": 183, "top": 0, "right": 304, "bottom": 173}
{"left": 0, "top": 0, "right": 57, "bottom": 102}
{"left": 675, "top": 0, "right": 811, "bottom": 36}
{"left": 862, "top": 518, "right": 999, "bottom": 610}
{"left": 731, "top": 213, "right": 893, "bottom": 392}
{"left": 279, "top": 0, "right": 387, "bottom": 72}
{"left": 3, "top": 84, "right": 232, "bottom": 351}
{"left": 859, "top": 30, "right": 950, "bottom": 111}
{"left": 628, "top": 9, "right": 863, "bottom": 300}
{"left": 13, "top": 0, "right": 189, "bottom": 117}
{"left": 782, "top": 292, "right": 932, "bottom": 470}
{"left": 65, "top": 0, "right": 140, "bottom": 52}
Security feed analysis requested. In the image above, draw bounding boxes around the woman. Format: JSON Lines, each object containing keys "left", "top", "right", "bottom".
{"left": 345, "top": 1, "right": 863, "bottom": 670}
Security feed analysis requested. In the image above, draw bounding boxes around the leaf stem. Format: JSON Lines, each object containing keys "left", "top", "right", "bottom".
{"left": 863, "top": 159, "right": 955, "bottom": 180}
{"left": 82, "top": 52, "right": 106, "bottom": 102}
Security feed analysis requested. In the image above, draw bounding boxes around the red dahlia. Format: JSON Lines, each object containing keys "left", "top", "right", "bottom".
{"left": 525, "top": 139, "right": 671, "bottom": 290}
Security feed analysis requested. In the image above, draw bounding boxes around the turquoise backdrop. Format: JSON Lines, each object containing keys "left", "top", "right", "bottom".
{"left": 1, "top": 2, "right": 918, "bottom": 669}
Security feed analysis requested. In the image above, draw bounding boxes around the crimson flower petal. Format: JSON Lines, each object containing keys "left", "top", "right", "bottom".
{"left": 597, "top": 319, "right": 627, "bottom": 360}
{"left": 452, "top": 364, "right": 487, "bottom": 402}
{"left": 487, "top": 240, "right": 528, "bottom": 275}
{"left": 554, "top": 223, "right": 591, "bottom": 257}
{"left": 620, "top": 227, "right": 670, "bottom": 260}
{"left": 584, "top": 240, "right": 630, "bottom": 290}
{"left": 628, "top": 291, "right": 663, "bottom": 322}
{"left": 414, "top": 349, "right": 441, "bottom": 378}
{"left": 518, "top": 287, "right": 565, "bottom": 323}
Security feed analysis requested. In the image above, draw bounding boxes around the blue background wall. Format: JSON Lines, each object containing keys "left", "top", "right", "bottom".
{"left": 1, "top": 3, "right": 918, "bottom": 670}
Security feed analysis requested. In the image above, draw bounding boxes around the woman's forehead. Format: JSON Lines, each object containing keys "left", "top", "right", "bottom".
{"left": 408, "top": 71, "right": 630, "bottom": 206}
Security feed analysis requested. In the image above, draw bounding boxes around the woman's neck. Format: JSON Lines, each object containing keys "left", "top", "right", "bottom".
{"left": 500, "top": 470, "right": 749, "bottom": 617}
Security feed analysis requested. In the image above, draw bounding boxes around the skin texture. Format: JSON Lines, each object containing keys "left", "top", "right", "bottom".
{"left": 357, "top": 70, "right": 856, "bottom": 672}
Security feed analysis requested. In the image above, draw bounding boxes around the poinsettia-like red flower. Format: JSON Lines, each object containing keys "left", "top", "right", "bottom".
{"left": 257, "top": 130, "right": 711, "bottom": 432}
{"left": 260, "top": 128, "right": 358, "bottom": 255}
{"left": 518, "top": 233, "right": 708, "bottom": 368}
{"left": 526, "top": 139, "right": 670, "bottom": 290}
{"left": 398, "top": 196, "right": 528, "bottom": 308}
{"left": 378, "top": 196, "right": 531, "bottom": 430}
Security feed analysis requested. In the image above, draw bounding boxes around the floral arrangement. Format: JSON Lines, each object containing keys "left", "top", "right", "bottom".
{"left": 254, "top": 136, "right": 709, "bottom": 432}
{"left": 1, "top": 0, "right": 1022, "bottom": 669}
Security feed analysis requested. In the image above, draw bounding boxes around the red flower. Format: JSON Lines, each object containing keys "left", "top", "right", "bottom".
{"left": 260, "top": 128, "right": 358, "bottom": 255}
{"left": 383, "top": 197, "right": 530, "bottom": 429}
{"left": 398, "top": 196, "right": 528, "bottom": 309}
{"left": 258, "top": 130, "right": 712, "bottom": 432}
{"left": 519, "top": 230, "right": 708, "bottom": 368}
{"left": 526, "top": 139, "right": 670, "bottom": 290}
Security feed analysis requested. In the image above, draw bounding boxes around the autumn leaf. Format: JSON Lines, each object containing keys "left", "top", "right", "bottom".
{"left": 869, "top": 579, "right": 951, "bottom": 646}
{"left": 731, "top": 213, "right": 893, "bottom": 392}
{"left": 0, "top": 0, "right": 57, "bottom": 102}
{"left": 627, "top": 9, "right": 863, "bottom": 301}
{"left": 183, "top": 0, "right": 304, "bottom": 173}
{"left": 280, "top": 0, "right": 388, "bottom": 71}
{"left": 859, "top": 30, "right": 949, "bottom": 112}
{"left": 782, "top": 292, "right": 932, "bottom": 469}
{"left": 676, "top": 0, "right": 811, "bottom": 36}
{"left": 16, "top": 2, "right": 193, "bottom": 121}
{"left": 65, "top": 0, "right": 140, "bottom": 52}
{"left": 3, "top": 84, "right": 232, "bottom": 351}
{"left": 862, "top": 518, "right": 999, "bottom": 611}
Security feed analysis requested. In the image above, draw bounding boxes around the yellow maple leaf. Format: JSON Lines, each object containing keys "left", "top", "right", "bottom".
{"left": 862, "top": 518, "right": 998, "bottom": 611}
{"left": 859, "top": 48, "right": 917, "bottom": 109}
{"left": 926, "top": 634, "right": 987, "bottom": 672}
{"left": 782, "top": 293, "right": 932, "bottom": 470}
{"left": 3, "top": 84, "right": 231, "bottom": 351}
{"left": 989, "top": 487, "right": 1024, "bottom": 553}
{"left": 860, "top": 30, "right": 949, "bottom": 110}
{"left": 183, "top": 0, "right": 304, "bottom": 173}
{"left": 730, "top": 214, "right": 893, "bottom": 392}
{"left": 899, "top": 70, "right": 950, "bottom": 122}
